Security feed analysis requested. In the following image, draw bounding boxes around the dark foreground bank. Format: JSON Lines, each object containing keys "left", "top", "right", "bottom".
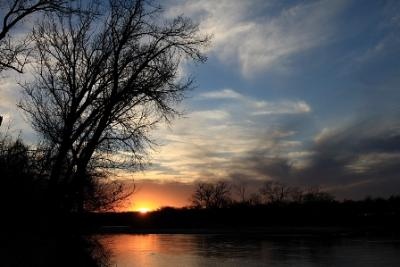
{"left": 84, "top": 199, "right": 400, "bottom": 236}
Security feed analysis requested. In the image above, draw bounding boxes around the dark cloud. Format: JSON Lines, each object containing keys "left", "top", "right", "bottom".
{"left": 224, "top": 117, "right": 400, "bottom": 199}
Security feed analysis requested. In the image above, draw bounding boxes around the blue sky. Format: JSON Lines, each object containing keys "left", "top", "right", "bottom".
{"left": 1, "top": 0, "right": 400, "bottom": 205}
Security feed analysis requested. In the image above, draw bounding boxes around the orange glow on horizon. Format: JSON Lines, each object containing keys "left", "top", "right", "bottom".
{"left": 120, "top": 180, "right": 194, "bottom": 212}
{"left": 137, "top": 207, "right": 150, "bottom": 214}
{"left": 129, "top": 200, "right": 159, "bottom": 212}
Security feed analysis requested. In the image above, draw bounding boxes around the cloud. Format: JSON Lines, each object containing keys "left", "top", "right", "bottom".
{"left": 305, "top": 122, "right": 400, "bottom": 198}
{"left": 200, "top": 89, "right": 242, "bottom": 99}
{"left": 190, "top": 109, "right": 230, "bottom": 120}
{"left": 167, "top": 0, "right": 348, "bottom": 77}
{"left": 132, "top": 88, "right": 312, "bottom": 187}
{"left": 0, "top": 73, "right": 36, "bottom": 141}
{"left": 130, "top": 114, "right": 400, "bottom": 205}
{"left": 199, "top": 89, "right": 311, "bottom": 116}
{"left": 252, "top": 100, "right": 311, "bottom": 115}
{"left": 139, "top": 109, "right": 399, "bottom": 200}
{"left": 225, "top": 117, "right": 400, "bottom": 199}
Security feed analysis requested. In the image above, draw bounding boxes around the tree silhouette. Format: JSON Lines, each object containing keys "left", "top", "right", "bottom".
{"left": 0, "top": 133, "right": 47, "bottom": 218}
{"left": 259, "top": 181, "right": 292, "bottom": 204}
{"left": 0, "top": 0, "right": 73, "bottom": 73}
{"left": 19, "top": 0, "right": 209, "bottom": 213}
{"left": 192, "top": 181, "right": 231, "bottom": 208}
{"left": 0, "top": 1, "right": 75, "bottom": 127}
{"left": 302, "top": 186, "right": 335, "bottom": 203}
{"left": 234, "top": 182, "right": 248, "bottom": 203}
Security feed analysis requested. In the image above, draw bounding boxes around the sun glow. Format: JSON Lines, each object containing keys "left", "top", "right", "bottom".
{"left": 138, "top": 207, "right": 150, "bottom": 214}
{"left": 130, "top": 200, "right": 158, "bottom": 213}
{"left": 122, "top": 181, "right": 194, "bottom": 212}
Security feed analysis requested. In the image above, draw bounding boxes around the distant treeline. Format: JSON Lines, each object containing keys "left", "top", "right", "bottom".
{"left": 86, "top": 194, "right": 400, "bottom": 233}
{"left": 190, "top": 181, "right": 336, "bottom": 209}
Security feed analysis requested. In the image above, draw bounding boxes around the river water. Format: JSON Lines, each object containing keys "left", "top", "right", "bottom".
{"left": 99, "top": 233, "right": 400, "bottom": 267}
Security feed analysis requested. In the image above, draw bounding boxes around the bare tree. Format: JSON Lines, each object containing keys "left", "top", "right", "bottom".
{"left": 234, "top": 182, "right": 248, "bottom": 203}
{"left": 0, "top": 1, "right": 75, "bottom": 127}
{"left": 19, "top": 0, "right": 209, "bottom": 212}
{"left": 259, "top": 181, "right": 292, "bottom": 204}
{"left": 82, "top": 171, "right": 136, "bottom": 212}
{"left": 289, "top": 186, "right": 305, "bottom": 203}
{"left": 191, "top": 182, "right": 214, "bottom": 208}
{"left": 248, "top": 192, "right": 262, "bottom": 205}
{"left": 191, "top": 181, "right": 231, "bottom": 209}
{"left": 213, "top": 181, "right": 231, "bottom": 208}
{"left": 0, "top": 0, "right": 73, "bottom": 73}
{"left": 302, "top": 186, "right": 334, "bottom": 203}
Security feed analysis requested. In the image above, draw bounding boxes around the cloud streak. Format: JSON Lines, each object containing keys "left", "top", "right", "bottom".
{"left": 133, "top": 89, "right": 312, "bottom": 186}
{"left": 167, "top": 0, "right": 348, "bottom": 77}
{"left": 225, "top": 117, "right": 400, "bottom": 199}
{"left": 135, "top": 93, "right": 400, "bottom": 200}
{"left": 199, "top": 89, "right": 311, "bottom": 116}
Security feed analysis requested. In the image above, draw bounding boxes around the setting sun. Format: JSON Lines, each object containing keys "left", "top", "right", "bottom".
{"left": 137, "top": 207, "right": 150, "bottom": 214}
{"left": 129, "top": 199, "right": 159, "bottom": 213}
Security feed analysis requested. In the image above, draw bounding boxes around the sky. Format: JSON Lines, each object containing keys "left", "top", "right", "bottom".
{"left": 1, "top": 0, "right": 400, "bottom": 211}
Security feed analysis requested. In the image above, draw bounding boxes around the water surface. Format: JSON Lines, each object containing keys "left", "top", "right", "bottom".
{"left": 99, "top": 234, "right": 400, "bottom": 267}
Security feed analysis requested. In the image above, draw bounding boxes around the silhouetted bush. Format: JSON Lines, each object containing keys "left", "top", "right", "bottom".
{"left": 0, "top": 135, "right": 48, "bottom": 221}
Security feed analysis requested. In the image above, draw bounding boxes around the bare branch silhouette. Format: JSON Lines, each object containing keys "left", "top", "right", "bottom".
{"left": 0, "top": 0, "right": 74, "bottom": 73}
{"left": 19, "top": 0, "right": 209, "bottom": 212}
{"left": 192, "top": 181, "right": 231, "bottom": 208}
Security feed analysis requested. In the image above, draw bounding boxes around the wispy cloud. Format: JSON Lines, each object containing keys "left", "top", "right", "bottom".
{"left": 190, "top": 109, "right": 230, "bottom": 120}
{"left": 251, "top": 101, "right": 311, "bottom": 115}
{"left": 133, "top": 88, "right": 312, "bottom": 186}
{"left": 200, "top": 89, "right": 242, "bottom": 99}
{"left": 199, "top": 89, "right": 311, "bottom": 116}
{"left": 167, "top": 0, "right": 348, "bottom": 77}
{"left": 134, "top": 93, "right": 400, "bottom": 200}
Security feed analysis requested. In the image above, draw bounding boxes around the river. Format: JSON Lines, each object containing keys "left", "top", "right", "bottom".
{"left": 99, "top": 233, "right": 400, "bottom": 267}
